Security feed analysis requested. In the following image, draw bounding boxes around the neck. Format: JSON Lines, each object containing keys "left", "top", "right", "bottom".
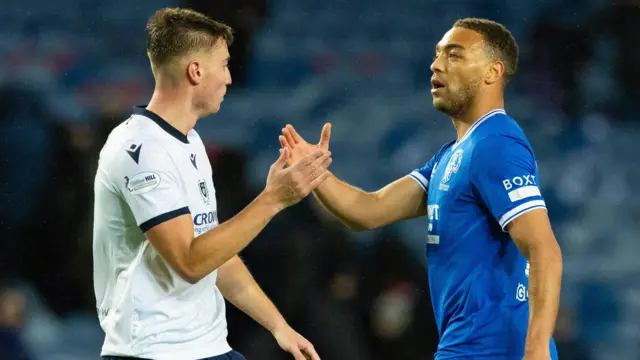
{"left": 452, "top": 96, "right": 504, "bottom": 142}
{"left": 146, "top": 84, "right": 198, "bottom": 136}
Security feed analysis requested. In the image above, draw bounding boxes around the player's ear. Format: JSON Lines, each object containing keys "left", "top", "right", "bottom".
{"left": 485, "top": 60, "right": 504, "bottom": 85}
{"left": 187, "top": 60, "right": 202, "bottom": 85}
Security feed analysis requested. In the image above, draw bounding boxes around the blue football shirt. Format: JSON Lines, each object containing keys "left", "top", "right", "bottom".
{"left": 409, "top": 109, "right": 558, "bottom": 359}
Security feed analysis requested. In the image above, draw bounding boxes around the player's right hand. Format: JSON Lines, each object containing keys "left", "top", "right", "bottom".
{"left": 265, "top": 147, "right": 332, "bottom": 209}
{"left": 279, "top": 123, "right": 331, "bottom": 167}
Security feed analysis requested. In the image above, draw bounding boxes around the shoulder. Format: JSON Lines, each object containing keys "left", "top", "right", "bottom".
{"left": 472, "top": 115, "right": 532, "bottom": 158}
{"left": 99, "top": 130, "right": 174, "bottom": 180}
{"left": 187, "top": 128, "right": 203, "bottom": 143}
{"left": 468, "top": 133, "right": 537, "bottom": 180}
{"left": 470, "top": 134, "right": 534, "bottom": 172}
{"left": 440, "top": 139, "right": 456, "bottom": 152}
{"left": 476, "top": 113, "right": 529, "bottom": 144}
{"left": 474, "top": 134, "right": 531, "bottom": 154}
{"left": 434, "top": 140, "right": 456, "bottom": 161}
{"left": 187, "top": 128, "right": 208, "bottom": 153}
{"left": 100, "top": 136, "right": 181, "bottom": 196}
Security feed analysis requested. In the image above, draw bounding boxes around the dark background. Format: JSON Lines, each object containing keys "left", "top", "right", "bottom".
{"left": 1, "top": 0, "right": 639, "bottom": 359}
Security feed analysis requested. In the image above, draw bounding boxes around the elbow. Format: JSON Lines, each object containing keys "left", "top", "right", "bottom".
{"left": 183, "top": 274, "right": 202, "bottom": 285}
{"left": 544, "top": 244, "right": 563, "bottom": 283}
{"left": 530, "top": 240, "right": 563, "bottom": 271}
{"left": 346, "top": 218, "right": 380, "bottom": 232}
{"left": 553, "top": 244, "right": 563, "bottom": 273}
{"left": 548, "top": 240, "right": 563, "bottom": 266}
{"left": 177, "top": 257, "right": 225, "bottom": 285}
{"left": 346, "top": 222, "right": 370, "bottom": 232}
{"left": 178, "top": 268, "right": 203, "bottom": 285}
{"left": 175, "top": 261, "right": 208, "bottom": 285}
{"left": 547, "top": 246, "right": 563, "bottom": 278}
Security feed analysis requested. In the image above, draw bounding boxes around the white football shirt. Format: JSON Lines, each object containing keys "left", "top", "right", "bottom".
{"left": 92, "top": 106, "right": 231, "bottom": 359}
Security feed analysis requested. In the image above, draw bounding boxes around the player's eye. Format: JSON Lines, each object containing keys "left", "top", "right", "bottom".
{"left": 448, "top": 52, "right": 461, "bottom": 60}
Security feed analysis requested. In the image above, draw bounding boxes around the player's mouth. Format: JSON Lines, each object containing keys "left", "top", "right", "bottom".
{"left": 431, "top": 78, "right": 446, "bottom": 93}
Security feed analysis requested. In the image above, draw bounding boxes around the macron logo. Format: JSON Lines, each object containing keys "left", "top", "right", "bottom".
{"left": 127, "top": 144, "right": 142, "bottom": 164}
{"left": 190, "top": 153, "right": 197, "bottom": 169}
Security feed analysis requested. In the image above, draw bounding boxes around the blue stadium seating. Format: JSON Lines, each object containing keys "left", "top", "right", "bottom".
{"left": 3, "top": 0, "right": 639, "bottom": 357}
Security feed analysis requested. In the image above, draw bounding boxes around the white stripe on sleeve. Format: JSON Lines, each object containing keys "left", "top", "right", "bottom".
{"left": 508, "top": 186, "right": 541, "bottom": 202}
{"left": 409, "top": 171, "right": 429, "bottom": 192}
{"left": 499, "top": 200, "right": 546, "bottom": 231}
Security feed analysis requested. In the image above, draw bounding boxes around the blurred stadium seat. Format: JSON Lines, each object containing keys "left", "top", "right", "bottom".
{"left": 1, "top": 0, "right": 639, "bottom": 358}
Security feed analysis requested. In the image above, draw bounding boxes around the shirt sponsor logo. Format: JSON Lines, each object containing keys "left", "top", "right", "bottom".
{"left": 516, "top": 283, "right": 528, "bottom": 302}
{"left": 427, "top": 204, "right": 440, "bottom": 244}
{"left": 193, "top": 211, "right": 217, "bottom": 226}
{"left": 502, "top": 175, "right": 537, "bottom": 190}
{"left": 503, "top": 175, "right": 540, "bottom": 202}
{"left": 124, "top": 172, "right": 160, "bottom": 195}
{"left": 428, "top": 204, "right": 440, "bottom": 221}
{"left": 195, "top": 225, "right": 215, "bottom": 236}
{"left": 194, "top": 211, "right": 218, "bottom": 236}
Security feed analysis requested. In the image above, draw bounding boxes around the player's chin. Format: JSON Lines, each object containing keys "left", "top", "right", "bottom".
{"left": 209, "top": 100, "right": 223, "bottom": 115}
{"left": 432, "top": 97, "right": 448, "bottom": 112}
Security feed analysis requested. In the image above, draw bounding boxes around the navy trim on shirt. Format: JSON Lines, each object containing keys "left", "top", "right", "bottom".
{"left": 140, "top": 206, "right": 190, "bottom": 232}
{"left": 133, "top": 106, "right": 189, "bottom": 144}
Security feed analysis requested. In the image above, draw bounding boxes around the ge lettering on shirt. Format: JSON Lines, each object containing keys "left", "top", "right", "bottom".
{"left": 93, "top": 106, "right": 230, "bottom": 360}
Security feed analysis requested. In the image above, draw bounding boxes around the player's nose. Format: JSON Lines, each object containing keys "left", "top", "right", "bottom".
{"left": 430, "top": 55, "right": 444, "bottom": 73}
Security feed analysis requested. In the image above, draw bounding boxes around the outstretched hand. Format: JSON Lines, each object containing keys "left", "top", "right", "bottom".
{"left": 265, "top": 147, "right": 332, "bottom": 210}
{"left": 279, "top": 123, "right": 331, "bottom": 167}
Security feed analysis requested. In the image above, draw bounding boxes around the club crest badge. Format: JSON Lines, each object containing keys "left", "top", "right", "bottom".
{"left": 199, "top": 179, "right": 210, "bottom": 205}
{"left": 440, "top": 149, "right": 464, "bottom": 191}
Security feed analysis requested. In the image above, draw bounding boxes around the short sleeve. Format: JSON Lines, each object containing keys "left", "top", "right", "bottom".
{"left": 408, "top": 141, "right": 454, "bottom": 193}
{"left": 470, "top": 135, "right": 546, "bottom": 231}
{"left": 409, "top": 156, "right": 436, "bottom": 193}
{"left": 111, "top": 143, "right": 190, "bottom": 232}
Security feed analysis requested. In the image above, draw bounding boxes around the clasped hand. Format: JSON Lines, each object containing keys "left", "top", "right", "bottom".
{"left": 264, "top": 123, "right": 333, "bottom": 209}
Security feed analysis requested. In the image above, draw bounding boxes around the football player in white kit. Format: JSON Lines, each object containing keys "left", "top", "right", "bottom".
{"left": 92, "top": 8, "right": 327, "bottom": 360}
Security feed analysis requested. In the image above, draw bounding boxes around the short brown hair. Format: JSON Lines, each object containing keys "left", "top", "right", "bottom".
{"left": 146, "top": 8, "right": 234, "bottom": 70}
{"left": 454, "top": 18, "right": 518, "bottom": 85}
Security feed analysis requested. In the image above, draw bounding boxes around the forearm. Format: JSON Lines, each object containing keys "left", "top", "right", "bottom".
{"left": 525, "top": 246, "right": 563, "bottom": 352}
{"left": 217, "top": 256, "right": 287, "bottom": 333}
{"left": 312, "top": 173, "right": 381, "bottom": 231}
{"left": 186, "top": 192, "right": 282, "bottom": 282}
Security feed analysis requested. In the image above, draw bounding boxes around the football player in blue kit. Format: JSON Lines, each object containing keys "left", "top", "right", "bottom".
{"left": 279, "top": 18, "right": 562, "bottom": 360}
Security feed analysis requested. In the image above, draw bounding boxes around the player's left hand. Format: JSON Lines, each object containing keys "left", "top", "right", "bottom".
{"left": 279, "top": 123, "right": 331, "bottom": 167}
{"left": 522, "top": 348, "right": 551, "bottom": 360}
{"left": 273, "top": 324, "right": 320, "bottom": 360}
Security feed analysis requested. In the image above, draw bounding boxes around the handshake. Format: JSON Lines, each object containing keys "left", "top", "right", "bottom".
{"left": 264, "top": 123, "right": 333, "bottom": 210}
